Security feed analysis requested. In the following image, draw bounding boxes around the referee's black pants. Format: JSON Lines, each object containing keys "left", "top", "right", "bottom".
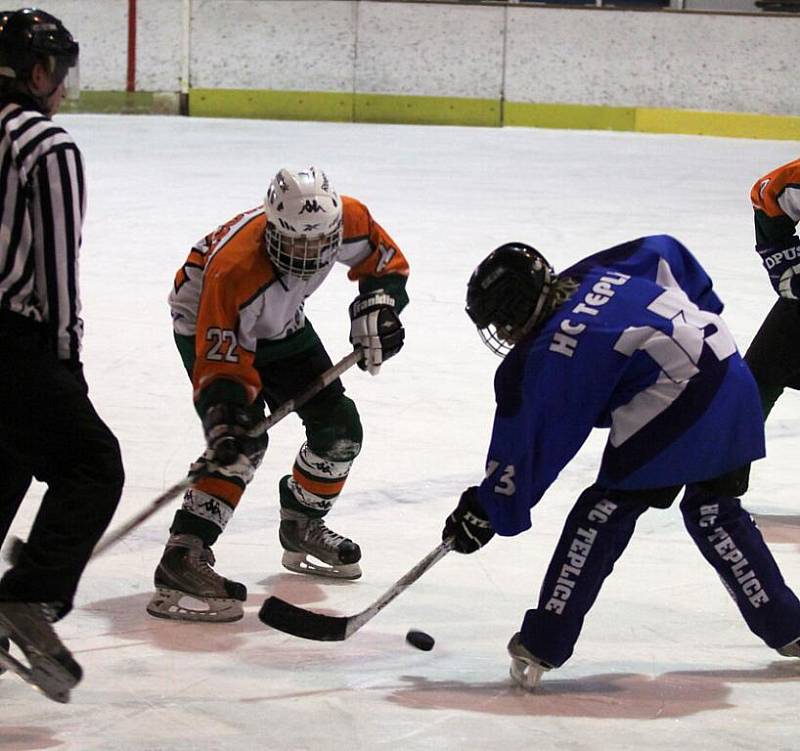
{"left": 0, "top": 321, "right": 124, "bottom": 620}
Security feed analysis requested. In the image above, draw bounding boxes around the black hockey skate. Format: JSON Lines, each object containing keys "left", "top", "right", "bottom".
{"left": 146, "top": 533, "right": 247, "bottom": 623}
{"left": 0, "top": 601, "right": 82, "bottom": 703}
{"left": 279, "top": 510, "right": 362, "bottom": 580}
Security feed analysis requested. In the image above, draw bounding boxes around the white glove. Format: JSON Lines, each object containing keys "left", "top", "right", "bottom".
{"left": 348, "top": 290, "right": 404, "bottom": 376}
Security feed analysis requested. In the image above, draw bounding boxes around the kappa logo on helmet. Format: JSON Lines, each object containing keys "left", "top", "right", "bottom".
{"left": 300, "top": 199, "right": 326, "bottom": 214}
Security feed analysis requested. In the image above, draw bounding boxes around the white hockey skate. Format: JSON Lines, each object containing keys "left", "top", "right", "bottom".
{"left": 507, "top": 632, "right": 551, "bottom": 691}
{"left": 146, "top": 533, "right": 247, "bottom": 623}
{"left": 279, "top": 510, "right": 362, "bottom": 580}
{"left": 0, "top": 601, "right": 82, "bottom": 703}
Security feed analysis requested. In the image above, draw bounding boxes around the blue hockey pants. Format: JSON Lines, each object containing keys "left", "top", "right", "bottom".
{"left": 519, "top": 483, "right": 800, "bottom": 668}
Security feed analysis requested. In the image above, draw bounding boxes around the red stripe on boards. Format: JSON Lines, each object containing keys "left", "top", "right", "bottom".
{"left": 126, "top": 0, "right": 137, "bottom": 93}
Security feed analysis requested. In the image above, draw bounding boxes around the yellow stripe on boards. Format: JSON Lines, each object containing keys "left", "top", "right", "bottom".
{"left": 64, "top": 88, "right": 800, "bottom": 142}
{"left": 354, "top": 93, "right": 500, "bottom": 127}
{"left": 636, "top": 108, "right": 800, "bottom": 141}
{"left": 504, "top": 101, "right": 637, "bottom": 132}
{"left": 506, "top": 101, "right": 800, "bottom": 141}
{"left": 189, "top": 89, "right": 352, "bottom": 122}
{"left": 60, "top": 91, "right": 179, "bottom": 115}
{"left": 188, "top": 89, "right": 501, "bottom": 127}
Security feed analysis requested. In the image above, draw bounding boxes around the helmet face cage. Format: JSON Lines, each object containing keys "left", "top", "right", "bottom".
{"left": 474, "top": 294, "right": 536, "bottom": 358}
{"left": 264, "top": 167, "right": 343, "bottom": 280}
{"left": 466, "top": 243, "right": 554, "bottom": 358}
{"left": 265, "top": 221, "right": 342, "bottom": 280}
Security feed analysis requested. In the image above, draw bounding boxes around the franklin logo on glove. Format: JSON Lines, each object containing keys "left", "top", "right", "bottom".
{"left": 349, "top": 289, "right": 405, "bottom": 375}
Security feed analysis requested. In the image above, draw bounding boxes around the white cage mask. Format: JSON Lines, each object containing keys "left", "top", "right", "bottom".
{"left": 264, "top": 166, "right": 343, "bottom": 280}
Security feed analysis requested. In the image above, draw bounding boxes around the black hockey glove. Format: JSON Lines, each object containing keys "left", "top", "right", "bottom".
{"left": 349, "top": 289, "right": 404, "bottom": 376}
{"left": 442, "top": 486, "right": 495, "bottom": 554}
{"left": 756, "top": 239, "right": 800, "bottom": 299}
{"left": 202, "top": 402, "right": 269, "bottom": 468}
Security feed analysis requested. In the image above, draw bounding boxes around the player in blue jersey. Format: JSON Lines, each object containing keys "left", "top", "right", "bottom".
{"left": 442, "top": 235, "right": 800, "bottom": 690}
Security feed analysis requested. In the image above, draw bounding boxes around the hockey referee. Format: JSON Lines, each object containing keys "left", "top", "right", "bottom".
{"left": 0, "top": 8, "right": 124, "bottom": 702}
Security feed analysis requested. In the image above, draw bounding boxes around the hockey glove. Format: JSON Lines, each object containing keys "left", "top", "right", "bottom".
{"left": 202, "top": 402, "right": 269, "bottom": 469}
{"left": 442, "top": 486, "right": 495, "bottom": 554}
{"left": 757, "top": 239, "right": 800, "bottom": 299}
{"left": 348, "top": 289, "right": 404, "bottom": 376}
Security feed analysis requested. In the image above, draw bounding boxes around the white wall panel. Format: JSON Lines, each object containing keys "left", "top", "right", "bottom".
{"left": 505, "top": 7, "right": 799, "bottom": 115}
{"left": 28, "top": 1, "right": 800, "bottom": 117}
{"left": 189, "top": 0, "right": 356, "bottom": 90}
{"left": 135, "top": 0, "right": 184, "bottom": 92}
{"left": 36, "top": 0, "right": 128, "bottom": 90}
{"left": 355, "top": 2, "right": 504, "bottom": 98}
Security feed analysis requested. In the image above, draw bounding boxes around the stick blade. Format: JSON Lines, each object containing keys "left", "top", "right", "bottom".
{"left": 258, "top": 596, "right": 349, "bottom": 641}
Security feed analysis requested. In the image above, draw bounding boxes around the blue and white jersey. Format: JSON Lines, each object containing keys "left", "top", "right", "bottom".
{"left": 479, "top": 235, "right": 765, "bottom": 536}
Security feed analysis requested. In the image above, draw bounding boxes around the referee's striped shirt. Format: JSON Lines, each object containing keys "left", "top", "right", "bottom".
{"left": 0, "top": 96, "right": 85, "bottom": 362}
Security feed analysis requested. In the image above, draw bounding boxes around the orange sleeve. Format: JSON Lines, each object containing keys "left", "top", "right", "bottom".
{"left": 751, "top": 158, "right": 800, "bottom": 217}
{"left": 341, "top": 196, "right": 410, "bottom": 282}
{"left": 173, "top": 244, "right": 207, "bottom": 293}
{"left": 192, "top": 218, "right": 274, "bottom": 408}
{"left": 173, "top": 208, "right": 260, "bottom": 294}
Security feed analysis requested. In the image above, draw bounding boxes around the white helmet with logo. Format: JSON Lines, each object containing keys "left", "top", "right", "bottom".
{"left": 264, "top": 166, "right": 343, "bottom": 279}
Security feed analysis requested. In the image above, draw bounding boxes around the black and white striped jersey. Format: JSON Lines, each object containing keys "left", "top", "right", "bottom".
{"left": 0, "top": 96, "right": 85, "bottom": 361}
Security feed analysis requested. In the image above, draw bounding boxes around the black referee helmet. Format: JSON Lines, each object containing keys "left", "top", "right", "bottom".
{"left": 0, "top": 8, "right": 78, "bottom": 83}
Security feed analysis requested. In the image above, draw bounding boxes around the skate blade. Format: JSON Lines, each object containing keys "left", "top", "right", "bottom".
{"left": 509, "top": 656, "right": 547, "bottom": 691}
{"left": 507, "top": 633, "right": 550, "bottom": 691}
{"left": 777, "top": 638, "right": 800, "bottom": 658}
{"left": 0, "top": 646, "right": 74, "bottom": 703}
{"left": 146, "top": 588, "right": 244, "bottom": 623}
{"left": 281, "top": 551, "right": 362, "bottom": 580}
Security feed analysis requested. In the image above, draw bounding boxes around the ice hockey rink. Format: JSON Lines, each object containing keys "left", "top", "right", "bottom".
{"left": 2, "top": 113, "right": 800, "bottom": 751}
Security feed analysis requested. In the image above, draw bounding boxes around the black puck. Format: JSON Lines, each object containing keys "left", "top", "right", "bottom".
{"left": 405, "top": 629, "right": 435, "bottom": 651}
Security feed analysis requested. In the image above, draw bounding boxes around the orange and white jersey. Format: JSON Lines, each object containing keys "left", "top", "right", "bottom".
{"left": 168, "top": 195, "right": 409, "bottom": 404}
{"left": 751, "top": 158, "right": 800, "bottom": 223}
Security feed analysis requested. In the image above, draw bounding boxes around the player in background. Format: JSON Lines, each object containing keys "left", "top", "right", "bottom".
{"left": 744, "top": 158, "right": 800, "bottom": 419}
{"left": 442, "top": 235, "right": 800, "bottom": 690}
{"left": 147, "top": 166, "right": 408, "bottom": 622}
{"left": 0, "top": 8, "right": 124, "bottom": 701}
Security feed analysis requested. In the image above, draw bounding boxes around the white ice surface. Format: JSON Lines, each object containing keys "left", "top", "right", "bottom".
{"left": 3, "top": 115, "right": 800, "bottom": 751}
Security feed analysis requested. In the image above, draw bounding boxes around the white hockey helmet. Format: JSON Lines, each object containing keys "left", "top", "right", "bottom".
{"left": 264, "top": 166, "right": 343, "bottom": 279}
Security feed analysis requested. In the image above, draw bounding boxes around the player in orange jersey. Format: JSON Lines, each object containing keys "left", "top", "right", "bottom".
{"left": 147, "top": 167, "right": 408, "bottom": 622}
{"left": 745, "top": 158, "right": 800, "bottom": 420}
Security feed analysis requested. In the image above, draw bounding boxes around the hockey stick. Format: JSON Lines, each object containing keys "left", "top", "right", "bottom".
{"left": 258, "top": 538, "right": 454, "bottom": 641}
{"left": 91, "top": 348, "right": 364, "bottom": 557}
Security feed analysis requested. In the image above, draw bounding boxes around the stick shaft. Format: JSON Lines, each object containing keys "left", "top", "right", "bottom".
{"left": 259, "top": 539, "right": 453, "bottom": 640}
{"left": 93, "top": 349, "right": 363, "bottom": 557}
{"left": 91, "top": 476, "right": 194, "bottom": 557}
{"left": 262, "top": 349, "right": 361, "bottom": 430}
{"left": 344, "top": 539, "right": 452, "bottom": 636}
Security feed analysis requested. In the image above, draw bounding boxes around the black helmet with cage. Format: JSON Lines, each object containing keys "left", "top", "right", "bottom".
{"left": 466, "top": 242, "right": 556, "bottom": 357}
{"left": 0, "top": 8, "right": 79, "bottom": 104}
